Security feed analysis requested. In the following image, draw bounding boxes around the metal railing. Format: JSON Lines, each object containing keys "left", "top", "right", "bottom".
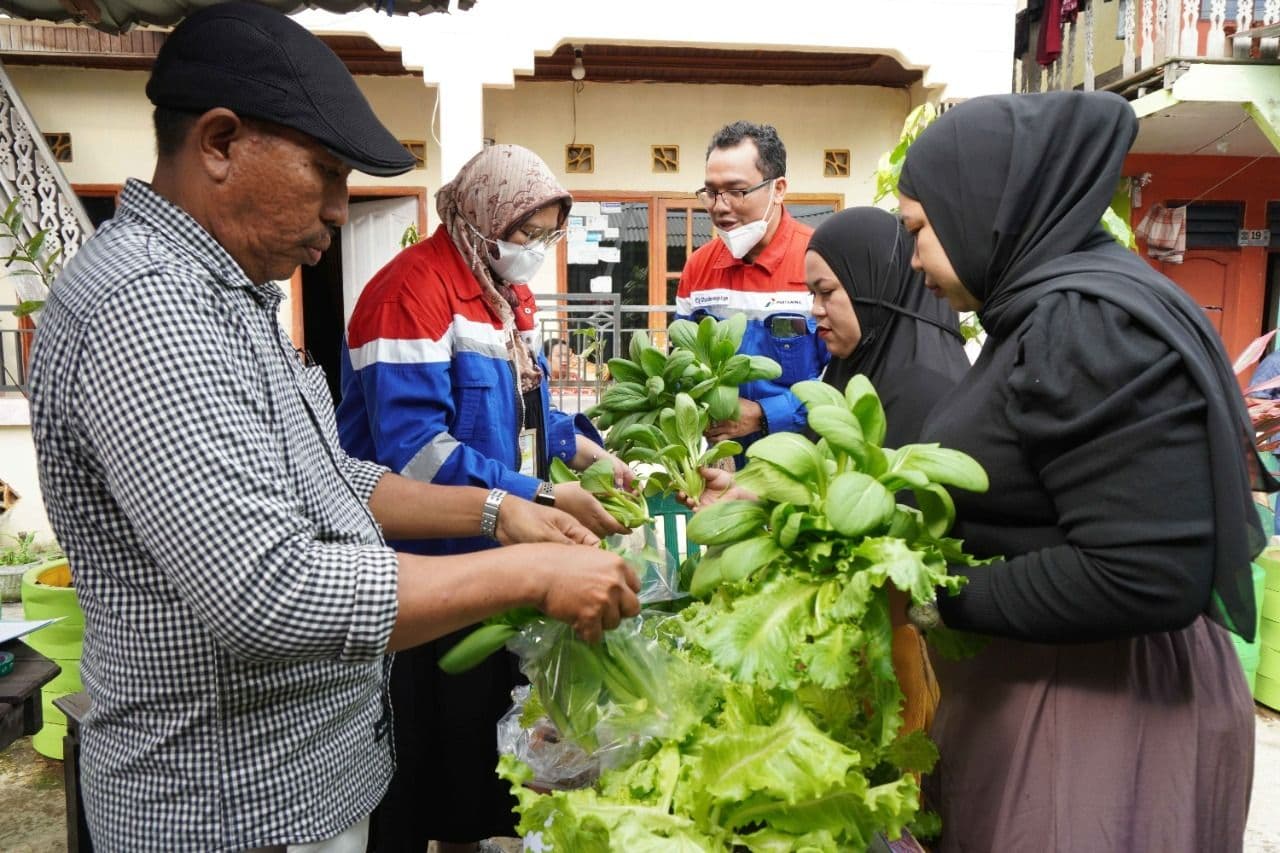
{"left": 1016, "top": 0, "right": 1280, "bottom": 95}
{"left": 534, "top": 293, "right": 680, "bottom": 415}
{"left": 0, "top": 306, "right": 32, "bottom": 393}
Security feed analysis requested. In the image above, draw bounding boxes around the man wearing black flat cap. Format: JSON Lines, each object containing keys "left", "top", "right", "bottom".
{"left": 26, "top": 4, "right": 640, "bottom": 852}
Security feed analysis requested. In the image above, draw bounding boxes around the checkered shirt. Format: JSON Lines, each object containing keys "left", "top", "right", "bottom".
{"left": 28, "top": 179, "right": 400, "bottom": 852}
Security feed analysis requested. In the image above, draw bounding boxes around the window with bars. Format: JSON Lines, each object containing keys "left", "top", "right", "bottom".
{"left": 1172, "top": 201, "right": 1245, "bottom": 249}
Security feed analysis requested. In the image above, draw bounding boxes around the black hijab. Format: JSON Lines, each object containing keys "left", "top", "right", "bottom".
{"left": 808, "top": 206, "right": 968, "bottom": 396}
{"left": 899, "top": 91, "right": 1275, "bottom": 640}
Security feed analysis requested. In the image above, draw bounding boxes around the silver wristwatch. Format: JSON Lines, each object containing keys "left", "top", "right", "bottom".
{"left": 480, "top": 488, "right": 507, "bottom": 540}
{"left": 534, "top": 480, "right": 557, "bottom": 507}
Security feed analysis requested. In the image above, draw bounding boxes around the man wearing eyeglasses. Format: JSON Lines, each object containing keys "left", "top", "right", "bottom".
{"left": 678, "top": 121, "right": 829, "bottom": 447}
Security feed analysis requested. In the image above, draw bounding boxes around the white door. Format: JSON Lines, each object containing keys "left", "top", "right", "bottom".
{"left": 340, "top": 196, "right": 421, "bottom": 328}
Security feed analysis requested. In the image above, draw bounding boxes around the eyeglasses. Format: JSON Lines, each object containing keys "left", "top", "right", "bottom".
{"left": 512, "top": 226, "right": 567, "bottom": 248}
{"left": 694, "top": 178, "right": 775, "bottom": 208}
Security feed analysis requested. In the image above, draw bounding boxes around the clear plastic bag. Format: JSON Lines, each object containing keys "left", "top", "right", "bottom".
{"left": 496, "top": 686, "right": 599, "bottom": 791}
{"left": 496, "top": 539, "right": 714, "bottom": 788}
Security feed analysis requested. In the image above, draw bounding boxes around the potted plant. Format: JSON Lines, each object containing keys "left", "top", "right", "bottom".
{"left": 0, "top": 530, "right": 42, "bottom": 603}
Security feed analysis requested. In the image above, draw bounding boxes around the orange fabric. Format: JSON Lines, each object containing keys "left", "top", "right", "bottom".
{"left": 675, "top": 208, "right": 813, "bottom": 301}
{"left": 888, "top": 586, "right": 940, "bottom": 735}
{"left": 892, "top": 623, "right": 940, "bottom": 735}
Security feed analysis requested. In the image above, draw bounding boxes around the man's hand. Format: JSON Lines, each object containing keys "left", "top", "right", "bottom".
{"left": 535, "top": 546, "right": 642, "bottom": 643}
{"left": 496, "top": 496, "right": 599, "bottom": 546}
{"left": 705, "top": 398, "right": 764, "bottom": 442}
{"left": 553, "top": 482, "right": 629, "bottom": 538}
{"left": 681, "top": 465, "right": 758, "bottom": 509}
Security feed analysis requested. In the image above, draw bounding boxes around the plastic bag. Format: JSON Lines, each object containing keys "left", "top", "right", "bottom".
{"left": 496, "top": 540, "right": 715, "bottom": 787}
{"left": 496, "top": 686, "right": 599, "bottom": 791}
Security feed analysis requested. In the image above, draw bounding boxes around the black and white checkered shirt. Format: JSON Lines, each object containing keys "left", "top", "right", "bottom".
{"left": 29, "top": 179, "right": 400, "bottom": 852}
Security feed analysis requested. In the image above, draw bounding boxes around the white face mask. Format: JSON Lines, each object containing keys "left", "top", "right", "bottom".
{"left": 465, "top": 220, "right": 549, "bottom": 283}
{"left": 489, "top": 238, "right": 547, "bottom": 284}
{"left": 715, "top": 184, "right": 776, "bottom": 260}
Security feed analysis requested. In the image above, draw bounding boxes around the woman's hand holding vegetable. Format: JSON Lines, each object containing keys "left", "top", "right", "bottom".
{"left": 552, "top": 481, "right": 631, "bottom": 537}
{"left": 496, "top": 496, "right": 600, "bottom": 546}
{"left": 571, "top": 435, "right": 635, "bottom": 490}
{"left": 683, "top": 465, "right": 758, "bottom": 509}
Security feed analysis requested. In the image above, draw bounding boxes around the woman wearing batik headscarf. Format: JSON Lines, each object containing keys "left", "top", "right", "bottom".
{"left": 336, "top": 144, "right": 631, "bottom": 852}
{"left": 897, "top": 91, "right": 1268, "bottom": 852}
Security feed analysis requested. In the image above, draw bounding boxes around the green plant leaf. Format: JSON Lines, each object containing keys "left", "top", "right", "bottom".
{"left": 608, "top": 358, "right": 647, "bottom": 384}
{"left": 686, "top": 499, "right": 768, "bottom": 546}
{"left": 735, "top": 459, "right": 815, "bottom": 506}
{"left": 745, "top": 355, "right": 783, "bottom": 382}
{"left": 910, "top": 483, "right": 955, "bottom": 538}
{"left": 629, "top": 330, "right": 650, "bottom": 364}
{"left": 697, "top": 316, "right": 717, "bottom": 363}
{"left": 694, "top": 577, "right": 818, "bottom": 685}
{"left": 721, "top": 312, "right": 748, "bottom": 352}
{"left": 790, "top": 380, "right": 846, "bottom": 412}
{"left": 805, "top": 405, "right": 865, "bottom": 458}
{"left": 689, "top": 535, "right": 784, "bottom": 597}
{"left": 745, "top": 433, "right": 825, "bottom": 488}
{"left": 674, "top": 392, "right": 702, "bottom": 446}
{"left": 707, "top": 385, "right": 739, "bottom": 421}
{"left": 719, "top": 354, "right": 751, "bottom": 385}
{"left": 799, "top": 624, "right": 861, "bottom": 689}
{"left": 549, "top": 456, "right": 579, "bottom": 484}
{"left": 637, "top": 347, "right": 665, "bottom": 378}
{"left": 663, "top": 348, "right": 696, "bottom": 382}
{"left": 668, "top": 319, "right": 700, "bottom": 352}
{"left": 894, "top": 444, "right": 989, "bottom": 492}
{"left": 824, "top": 472, "right": 895, "bottom": 537}
{"left": 843, "top": 375, "right": 887, "bottom": 447}
{"left": 887, "top": 729, "right": 940, "bottom": 774}
{"left": 699, "top": 439, "right": 742, "bottom": 467}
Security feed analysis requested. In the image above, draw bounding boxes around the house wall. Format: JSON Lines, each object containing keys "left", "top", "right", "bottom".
{"left": 8, "top": 66, "right": 912, "bottom": 302}
{"left": 1125, "top": 152, "right": 1280, "bottom": 361}
{"left": 2, "top": 66, "right": 914, "bottom": 542}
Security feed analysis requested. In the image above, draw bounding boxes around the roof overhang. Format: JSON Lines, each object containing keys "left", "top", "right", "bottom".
{"left": 0, "top": 0, "right": 469, "bottom": 34}
{"left": 1128, "top": 62, "right": 1280, "bottom": 157}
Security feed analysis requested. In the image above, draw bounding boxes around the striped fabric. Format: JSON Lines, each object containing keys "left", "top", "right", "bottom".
{"left": 336, "top": 225, "right": 594, "bottom": 561}
{"left": 28, "top": 179, "right": 399, "bottom": 852}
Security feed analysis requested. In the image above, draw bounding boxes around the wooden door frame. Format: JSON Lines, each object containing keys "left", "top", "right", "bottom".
{"left": 292, "top": 186, "right": 428, "bottom": 347}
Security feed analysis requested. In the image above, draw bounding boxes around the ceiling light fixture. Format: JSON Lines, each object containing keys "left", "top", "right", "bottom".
{"left": 571, "top": 46, "right": 586, "bottom": 82}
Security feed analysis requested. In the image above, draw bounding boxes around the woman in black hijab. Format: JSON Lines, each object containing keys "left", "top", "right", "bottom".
{"left": 898, "top": 91, "right": 1267, "bottom": 852}
{"left": 806, "top": 206, "right": 970, "bottom": 447}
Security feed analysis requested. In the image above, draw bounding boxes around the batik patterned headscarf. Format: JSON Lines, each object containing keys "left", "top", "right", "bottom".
{"left": 436, "top": 144, "right": 571, "bottom": 392}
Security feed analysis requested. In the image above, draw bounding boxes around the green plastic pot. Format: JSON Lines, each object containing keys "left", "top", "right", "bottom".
{"left": 21, "top": 561, "right": 83, "bottom": 760}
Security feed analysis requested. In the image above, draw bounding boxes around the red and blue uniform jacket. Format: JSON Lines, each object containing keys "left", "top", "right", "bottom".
{"left": 675, "top": 208, "right": 829, "bottom": 446}
{"left": 336, "top": 225, "right": 600, "bottom": 555}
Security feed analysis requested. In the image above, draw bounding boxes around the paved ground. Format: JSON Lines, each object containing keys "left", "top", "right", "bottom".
{"left": 1249, "top": 705, "right": 1280, "bottom": 853}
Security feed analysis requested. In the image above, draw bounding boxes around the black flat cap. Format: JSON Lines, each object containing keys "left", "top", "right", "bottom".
{"left": 147, "top": 2, "right": 415, "bottom": 177}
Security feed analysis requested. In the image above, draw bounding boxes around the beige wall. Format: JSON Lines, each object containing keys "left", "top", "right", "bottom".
{"left": 2, "top": 69, "right": 913, "bottom": 539}
{"left": 5, "top": 66, "right": 441, "bottom": 192}
{"left": 8, "top": 67, "right": 910, "bottom": 218}
{"left": 485, "top": 80, "right": 910, "bottom": 204}
{"left": 0, "top": 403, "right": 50, "bottom": 541}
